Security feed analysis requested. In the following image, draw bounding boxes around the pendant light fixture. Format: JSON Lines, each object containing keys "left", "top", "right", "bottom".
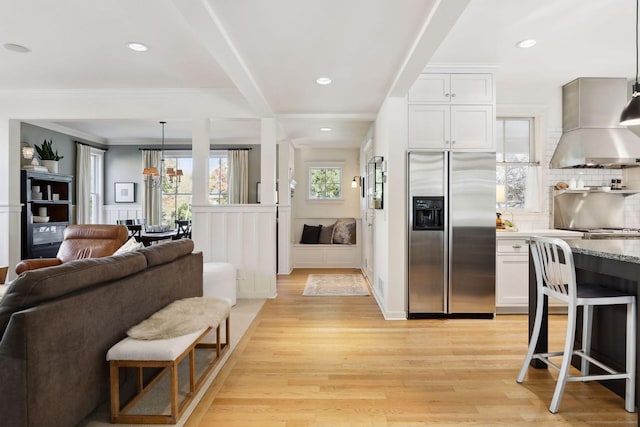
{"left": 621, "top": 0, "right": 640, "bottom": 126}
{"left": 142, "top": 121, "right": 183, "bottom": 186}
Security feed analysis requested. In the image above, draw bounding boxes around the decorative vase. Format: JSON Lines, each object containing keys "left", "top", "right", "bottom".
{"left": 42, "top": 160, "right": 59, "bottom": 174}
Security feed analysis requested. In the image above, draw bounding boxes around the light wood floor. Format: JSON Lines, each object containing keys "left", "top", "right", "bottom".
{"left": 186, "top": 268, "right": 637, "bottom": 426}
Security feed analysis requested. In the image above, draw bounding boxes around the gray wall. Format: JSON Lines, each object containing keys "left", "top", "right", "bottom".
{"left": 104, "top": 145, "right": 142, "bottom": 205}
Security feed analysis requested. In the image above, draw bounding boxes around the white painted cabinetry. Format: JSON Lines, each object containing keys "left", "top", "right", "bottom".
{"left": 408, "top": 73, "right": 494, "bottom": 150}
{"left": 495, "top": 230, "right": 583, "bottom": 314}
{"left": 496, "top": 238, "right": 529, "bottom": 310}
{"left": 408, "top": 73, "right": 493, "bottom": 104}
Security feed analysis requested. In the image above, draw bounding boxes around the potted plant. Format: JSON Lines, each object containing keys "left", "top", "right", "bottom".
{"left": 34, "top": 139, "right": 64, "bottom": 173}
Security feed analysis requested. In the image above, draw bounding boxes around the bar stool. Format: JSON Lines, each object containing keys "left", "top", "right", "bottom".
{"left": 517, "top": 236, "right": 636, "bottom": 413}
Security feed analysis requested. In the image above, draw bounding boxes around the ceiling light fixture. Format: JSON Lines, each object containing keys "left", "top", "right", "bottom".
{"left": 621, "top": 0, "right": 640, "bottom": 126}
{"left": 143, "top": 121, "right": 182, "bottom": 187}
{"left": 128, "top": 42, "right": 149, "bottom": 52}
{"left": 319, "top": 127, "right": 332, "bottom": 132}
{"left": 515, "top": 39, "right": 537, "bottom": 49}
{"left": 3, "top": 43, "right": 30, "bottom": 53}
{"left": 316, "top": 77, "right": 332, "bottom": 85}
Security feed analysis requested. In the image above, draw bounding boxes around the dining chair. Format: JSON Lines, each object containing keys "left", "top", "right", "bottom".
{"left": 517, "top": 236, "right": 636, "bottom": 413}
{"left": 174, "top": 219, "right": 192, "bottom": 240}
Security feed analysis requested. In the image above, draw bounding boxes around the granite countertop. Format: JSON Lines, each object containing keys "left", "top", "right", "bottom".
{"left": 568, "top": 239, "right": 640, "bottom": 265}
{"left": 496, "top": 229, "right": 583, "bottom": 238}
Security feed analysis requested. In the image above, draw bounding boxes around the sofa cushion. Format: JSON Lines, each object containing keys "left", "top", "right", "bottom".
{"left": 0, "top": 251, "right": 147, "bottom": 336}
{"left": 138, "top": 239, "right": 195, "bottom": 268}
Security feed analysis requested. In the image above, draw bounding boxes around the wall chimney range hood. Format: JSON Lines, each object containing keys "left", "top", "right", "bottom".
{"left": 550, "top": 77, "right": 640, "bottom": 169}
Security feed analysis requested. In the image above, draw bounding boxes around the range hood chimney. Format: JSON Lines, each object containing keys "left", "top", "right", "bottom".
{"left": 550, "top": 77, "right": 640, "bottom": 169}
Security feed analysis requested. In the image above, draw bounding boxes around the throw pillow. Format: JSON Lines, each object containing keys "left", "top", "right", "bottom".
{"left": 333, "top": 220, "right": 356, "bottom": 245}
{"left": 318, "top": 222, "right": 336, "bottom": 244}
{"left": 300, "top": 224, "right": 322, "bottom": 244}
{"left": 113, "top": 237, "right": 144, "bottom": 255}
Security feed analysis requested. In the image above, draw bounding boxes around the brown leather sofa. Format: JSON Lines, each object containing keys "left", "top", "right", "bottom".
{"left": 15, "top": 224, "right": 128, "bottom": 274}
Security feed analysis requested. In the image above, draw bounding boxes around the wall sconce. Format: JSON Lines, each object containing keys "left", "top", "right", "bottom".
{"left": 351, "top": 176, "right": 362, "bottom": 188}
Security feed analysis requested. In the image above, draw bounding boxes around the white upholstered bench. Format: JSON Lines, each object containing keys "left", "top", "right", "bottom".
{"left": 106, "top": 297, "right": 231, "bottom": 424}
{"left": 203, "top": 262, "right": 237, "bottom": 306}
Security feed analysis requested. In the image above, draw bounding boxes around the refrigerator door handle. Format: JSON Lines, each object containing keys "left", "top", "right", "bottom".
{"left": 443, "top": 152, "right": 450, "bottom": 314}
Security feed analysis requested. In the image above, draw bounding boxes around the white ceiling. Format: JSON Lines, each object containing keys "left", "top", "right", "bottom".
{"left": 1, "top": 0, "right": 637, "bottom": 148}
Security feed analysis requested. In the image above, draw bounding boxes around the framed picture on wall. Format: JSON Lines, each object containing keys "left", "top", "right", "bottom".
{"left": 115, "top": 182, "right": 135, "bottom": 203}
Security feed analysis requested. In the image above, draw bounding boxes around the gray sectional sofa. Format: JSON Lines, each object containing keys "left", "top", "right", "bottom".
{"left": 0, "top": 239, "right": 203, "bottom": 427}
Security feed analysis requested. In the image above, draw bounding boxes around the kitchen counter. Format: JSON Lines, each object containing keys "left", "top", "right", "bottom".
{"left": 496, "top": 229, "right": 583, "bottom": 238}
{"left": 568, "top": 239, "right": 640, "bottom": 264}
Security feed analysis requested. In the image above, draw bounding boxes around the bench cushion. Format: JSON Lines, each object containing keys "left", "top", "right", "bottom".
{"left": 107, "top": 328, "right": 207, "bottom": 361}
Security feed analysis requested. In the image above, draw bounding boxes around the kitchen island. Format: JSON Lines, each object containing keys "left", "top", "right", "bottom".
{"left": 528, "top": 239, "right": 640, "bottom": 401}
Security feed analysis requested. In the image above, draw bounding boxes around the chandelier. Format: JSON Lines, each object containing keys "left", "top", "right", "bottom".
{"left": 143, "top": 121, "right": 183, "bottom": 187}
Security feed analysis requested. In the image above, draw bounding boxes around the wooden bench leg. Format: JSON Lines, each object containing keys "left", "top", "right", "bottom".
{"left": 110, "top": 362, "right": 120, "bottom": 423}
{"left": 170, "top": 362, "right": 179, "bottom": 423}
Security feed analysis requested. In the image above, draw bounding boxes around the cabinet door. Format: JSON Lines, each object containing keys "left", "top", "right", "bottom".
{"left": 408, "top": 105, "right": 450, "bottom": 149}
{"left": 496, "top": 254, "right": 529, "bottom": 309}
{"left": 408, "top": 74, "right": 451, "bottom": 103}
{"left": 450, "top": 105, "right": 494, "bottom": 150}
{"left": 450, "top": 74, "right": 493, "bottom": 103}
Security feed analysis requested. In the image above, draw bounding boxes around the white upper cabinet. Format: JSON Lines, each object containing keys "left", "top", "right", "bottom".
{"left": 408, "top": 72, "right": 495, "bottom": 151}
{"left": 408, "top": 73, "right": 493, "bottom": 104}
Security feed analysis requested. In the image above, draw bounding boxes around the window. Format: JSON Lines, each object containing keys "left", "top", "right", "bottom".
{"left": 161, "top": 154, "right": 192, "bottom": 225}
{"left": 209, "top": 151, "right": 228, "bottom": 204}
{"left": 496, "top": 118, "right": 536, "bottom": 210}
{"left": 308, "top": 166, "right": 342, "bottom": 200}
{"left": 88, "top": 148, "right": 104, "bottom": 224}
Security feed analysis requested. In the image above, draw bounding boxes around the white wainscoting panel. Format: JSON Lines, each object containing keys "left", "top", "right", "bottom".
{"left": 277, "top": 205, "right": 292, "bottom": 274}
{"left": 104, "top": 204, "right": 143, "bottom": 224}
{"left": 192, "top": 204, "right": 277, "bottom": 299}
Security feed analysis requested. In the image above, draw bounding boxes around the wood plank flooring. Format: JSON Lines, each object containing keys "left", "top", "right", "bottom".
{"left": 186, "top": 268, "right": 637, "bottom": 426}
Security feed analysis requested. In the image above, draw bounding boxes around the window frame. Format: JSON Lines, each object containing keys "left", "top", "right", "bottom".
{"left": 209, "top": 150, "right": 228, "bottom": 205}
{"left": 495, "top": 115, "right": 542, "bottom": 212}
{"left": 306, "top": 162, "right": 344, "bottom": 201}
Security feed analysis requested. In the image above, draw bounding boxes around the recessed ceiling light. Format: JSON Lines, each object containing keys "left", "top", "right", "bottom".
{"left": 128, "top": 42, "right": 149, "bottom": 52}
{"left": 516, "top": 39, "right": 537, "bottom": 49}
{"left": 316, "top": 77, "right": 332, "bottom": 85}
{"left": 320, "top": 127, "right": 332, "bottom": 132}
{"left": 3, "top": 43, "right": 30, "bottom": 53}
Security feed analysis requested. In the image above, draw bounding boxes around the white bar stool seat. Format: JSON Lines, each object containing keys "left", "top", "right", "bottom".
{"left": 203, "top": 262, "right": 236, "bottom": 306}
{"left": 517, "top": 236, "right": 636, "bottom": 413}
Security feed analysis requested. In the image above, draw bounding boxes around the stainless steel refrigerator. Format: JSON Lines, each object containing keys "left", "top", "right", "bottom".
{"left": 408, "top": 151, "right": 495, "bottom": 318}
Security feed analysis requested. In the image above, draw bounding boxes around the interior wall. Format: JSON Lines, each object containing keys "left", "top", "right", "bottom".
{"left": 20, "top": 122, "right": 105, "bottom": 205}
{"left": 292, "top": 147, "right": 361, "bottom": 224}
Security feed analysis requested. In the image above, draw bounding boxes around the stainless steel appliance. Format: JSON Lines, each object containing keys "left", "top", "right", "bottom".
{"left": 550, "top": 77, "right": 640, "bottom": 169}
{"left": 408, "top": 151, "right": 496, "bottom": 318}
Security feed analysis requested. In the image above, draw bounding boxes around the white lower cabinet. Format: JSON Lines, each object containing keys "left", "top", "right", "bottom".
{"left": 495, "top": 232, "right": 582, "bottom": 313}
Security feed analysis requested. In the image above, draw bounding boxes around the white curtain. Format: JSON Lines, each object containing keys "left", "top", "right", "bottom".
{"left": 142, "top": 150, "right": 161, "bottom": 224}
{"left": 228, "top": 149, "right": 249, "bottom": 204}
{"left": 525, "top": 164, "right": 541, "bottom": 211}
{"left": 75, "top": 143, "right": 92, "bottom": 224}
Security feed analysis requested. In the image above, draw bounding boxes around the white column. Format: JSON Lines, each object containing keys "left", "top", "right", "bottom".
{"left": 191, "top": 118, "right": 210, "bottom": 205}
{"left": 0, "top": 119, "right": 23, "bottom": 279}
{"left": 277, "top": 140, "right": 292, "bottom": 274}
{"left": 260, "top": 118, "right": 276, "bottom": 205}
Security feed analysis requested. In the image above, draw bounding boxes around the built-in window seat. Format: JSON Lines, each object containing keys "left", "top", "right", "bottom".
{"left": 291, "top": 218, "right": 362, "bottom": 268}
